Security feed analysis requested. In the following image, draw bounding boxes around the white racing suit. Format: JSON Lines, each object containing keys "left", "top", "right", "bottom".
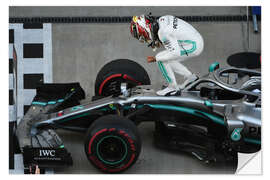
{"left": 155, "top": 15, "right": 204, "bottom": 95}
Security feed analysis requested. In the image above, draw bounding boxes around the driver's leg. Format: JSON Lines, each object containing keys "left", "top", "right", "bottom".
{"left": 157, "top": 61, "right": 177, "bottom": 87}
{"left": 170, "top": 60, "right": 192, "bottom": 78}
{"left": 170, "top": 60, "right": 198, "bottom": 89}
{"left": 156, "top": 61, "right": 179, "bottom": 95}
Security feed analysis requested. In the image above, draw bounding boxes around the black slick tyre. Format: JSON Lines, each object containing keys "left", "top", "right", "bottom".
{"left": 95, "top": 59, "right": 150, "bottom": 96}
{"left": 84, "top": 115, "right": 141, "bottom": 173}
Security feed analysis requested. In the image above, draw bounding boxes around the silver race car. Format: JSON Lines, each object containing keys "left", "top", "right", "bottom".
{"left": 16, "top": 59, "right": 261, "bottom": 173}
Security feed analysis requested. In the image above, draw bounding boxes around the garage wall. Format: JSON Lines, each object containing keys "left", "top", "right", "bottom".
{"left": 10, "top": 6, "right": 261, "bottom": 98}
{"left": 10, "top": 6, "right": 248, "bottom": 17}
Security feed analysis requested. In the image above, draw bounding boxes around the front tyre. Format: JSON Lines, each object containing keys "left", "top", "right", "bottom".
{"left": 84, "top": 115, "right": 141, "bottom": 173}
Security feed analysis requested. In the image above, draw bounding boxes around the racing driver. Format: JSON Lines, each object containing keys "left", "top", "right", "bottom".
{"left": 130, "top": 14, "right": 204, "bottom": 95}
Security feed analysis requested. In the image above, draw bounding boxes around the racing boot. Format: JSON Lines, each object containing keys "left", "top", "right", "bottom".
{"left": 178, "top": 74, "right": 198, "bottom": 89}
{"left": 156, "top": 84, "right": 178, "bottom": 96}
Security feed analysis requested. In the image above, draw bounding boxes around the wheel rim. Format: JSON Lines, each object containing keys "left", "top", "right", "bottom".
{"left": 101, "top": 77, "right": 124, "bottom": 96}
{"left": 96, "top": 135, "right": 128, "bottom": 165}
{"left": 101, "top": 77, "right": 138, "bottom": 96}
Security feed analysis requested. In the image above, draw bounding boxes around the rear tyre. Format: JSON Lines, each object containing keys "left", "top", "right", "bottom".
{"left": 84, "top": 115, "right": 141, "bottom": 173}
{"left": 95, "top": 59, "right": 150, "bottom": 96}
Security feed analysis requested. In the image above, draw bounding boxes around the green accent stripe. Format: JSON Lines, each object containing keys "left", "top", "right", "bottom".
{"left": 157, "top": 61, "right": 172, "bottom": 83}
{"left": 32, "top": 101, "right": 47, "bottom": 106}
{"left": 204, "top": 113, "right": 225, "bottom": 125}
{"left": 59, "top": 112, "right": 91, "bottom": 123}
{"left": 97, "top": 104, "right": 224, "bottom": 126}
{"left": 157, "top": 62, "right": 168, "bottom": 82}
{"left": 32, "top": 99, "right": 64, "bottom": 106}
{"left": 244, "top": 138, "right": 261, "bottom": 145}
{"left": 100, "top": 104, "right": 224, "bottom": 125}
{"left": 145, "top": 104, "right": 225, "bottom": 125}
{"left": 58, "top": 99, "right": 64, "bottom": 103}
{"left": 160, "top": 62, "right": 172, "bottom": 83}
{"left": 48, "top": 101, "right": 57, "bottom": 105}
{"left": 100, "top": 107, "right": 109, "bottom": 111}
{"left": 204, "top": 100, "right": 213, "bottom": 107}
{"left": 71, "top": 105, "right": 84, "bottom": 112}
{"left": 100, "top": 106, "right": 117, "bottom": 111}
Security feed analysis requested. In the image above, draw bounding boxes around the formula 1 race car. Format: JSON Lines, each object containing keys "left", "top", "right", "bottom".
{"left": 16, "top": 59, "right": 261, "bottom": 173}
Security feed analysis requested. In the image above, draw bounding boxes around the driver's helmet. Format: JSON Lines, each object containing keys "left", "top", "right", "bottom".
{"left": 130, "top": 15, "right": 153, "bottom": 44}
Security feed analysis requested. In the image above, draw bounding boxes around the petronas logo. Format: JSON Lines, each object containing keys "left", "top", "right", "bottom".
{"left": 231, "top": 128, "right": 243, "bottom": 141}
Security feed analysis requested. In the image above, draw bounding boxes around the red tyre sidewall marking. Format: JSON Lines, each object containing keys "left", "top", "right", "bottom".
{"left": 99, "top": 74, "right": 143, "bottom": 95}
{"left": 88, "top": 128, "right": 108, "bottom": 154}
{"left": 123, "top": 74, "right": 142, "bottom": 85}
{"left": 90, "top": 155, "right": 107, "bottom": 171}
{"left": 118, "top": 130, "right": 135, "bottom": 151}
{"left": 109, "top": 128, "right": 116, "bottom": 131}
{"left": 108, "top": 154, "right": 136, "bottom": 173}
{"left": 98, "top": 74, "right": 122, "bottom": 95}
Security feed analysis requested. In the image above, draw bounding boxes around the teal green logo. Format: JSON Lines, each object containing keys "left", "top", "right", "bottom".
{"left": 231, "top": 128, "right": 243, "bottom": 141}
{"left": 178, "top": 40, "right": 197, "bottom": 56}
{"left": 71, "top": 105, "right": 84, "bottom": 112}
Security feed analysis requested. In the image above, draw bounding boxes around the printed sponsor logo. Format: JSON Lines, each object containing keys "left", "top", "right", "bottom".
{"left": 173, "top": 17, "right": 178, "bottom": 29}
{"left": 39, "top": 149, "right": 56, "bottom": 157}
{"left": 163, "top": 40, "right": 175, "bottom": 51}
